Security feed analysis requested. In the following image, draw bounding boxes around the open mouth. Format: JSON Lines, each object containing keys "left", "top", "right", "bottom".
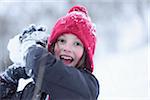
{"left": 60, "top": 55, "right": 74, "bottom": 65}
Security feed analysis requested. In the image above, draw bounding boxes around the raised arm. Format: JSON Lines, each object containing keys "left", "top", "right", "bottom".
{"left": 26, "top": 46, "right": 99, "bottom": 100}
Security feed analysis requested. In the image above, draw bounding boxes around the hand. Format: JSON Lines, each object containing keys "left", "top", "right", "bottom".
{"left": 7, "top": 24, "right": 49, "bottom": 64}
{"left": 19, "top": 24, "right": 48, "bottom": 47}
{"left": 1, "top": 64, "right": 30, "bottom": 84}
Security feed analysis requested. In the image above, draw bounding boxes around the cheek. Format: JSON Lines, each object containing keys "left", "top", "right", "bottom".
{"left": 74, "top": 48, "right": 84, "bottom": 60}
{"left": 54, "top": 44, "right": 61, "bottom": 59}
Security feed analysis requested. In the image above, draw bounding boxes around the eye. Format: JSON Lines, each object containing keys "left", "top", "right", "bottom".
{"left": 74, "top": 41, "right": 83, "bottom": 47}
{"left": 57, "top": 38, "right": 66, "bottom": 44}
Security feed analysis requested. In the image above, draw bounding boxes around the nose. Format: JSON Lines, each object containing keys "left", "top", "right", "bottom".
{"left": 62, "top": 43, "right": 72, "bottom": 53}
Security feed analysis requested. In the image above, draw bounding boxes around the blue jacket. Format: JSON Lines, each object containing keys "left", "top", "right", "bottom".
{"left": 0, "top": 46, "right": 99, "bottom": 100}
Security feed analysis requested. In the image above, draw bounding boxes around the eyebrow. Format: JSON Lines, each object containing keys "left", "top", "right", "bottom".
{"left": 59, "top": 34, "right": 82, "bottom": 43}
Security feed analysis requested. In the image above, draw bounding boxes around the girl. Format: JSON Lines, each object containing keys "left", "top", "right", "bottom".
{"left": 0, "top": 5, "right": 99, "bottom": 100}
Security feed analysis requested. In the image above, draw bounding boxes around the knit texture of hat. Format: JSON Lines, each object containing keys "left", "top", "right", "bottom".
{"left": 48, "top": 5, "right": 96, "bottom": 73}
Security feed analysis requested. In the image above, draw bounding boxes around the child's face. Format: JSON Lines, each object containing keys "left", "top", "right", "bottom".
{"left": 54, "top": 33, "right": 84, "bottom": 67}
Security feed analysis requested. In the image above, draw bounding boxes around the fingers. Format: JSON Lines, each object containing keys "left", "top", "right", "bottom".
{"left": 24, "top": 24, "right": 46, "bottom": 34}
{"left": 19, "top": 24, "right": 47, "bottom": 42}
{"left": 37, "top": 26, "right": 46, "bottom": 32}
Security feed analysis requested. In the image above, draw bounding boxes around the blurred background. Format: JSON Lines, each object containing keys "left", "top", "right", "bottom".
{"left": 0, "top": 0, "right": 149, "bottom": 100}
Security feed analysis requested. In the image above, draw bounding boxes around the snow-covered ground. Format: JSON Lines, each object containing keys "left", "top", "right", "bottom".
{"left": 94, "top": 46, "right": 149, "bottom": 100}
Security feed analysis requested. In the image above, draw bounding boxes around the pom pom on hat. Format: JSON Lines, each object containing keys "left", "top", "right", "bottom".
{"left": 68, "top": 5, "right": 88, "bottom": 15}
{"left": 48, "top": 5, "right": 96, "bottom": 73}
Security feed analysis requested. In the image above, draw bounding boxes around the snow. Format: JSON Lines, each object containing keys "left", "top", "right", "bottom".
{"left": 93, "top": 46, "right": 149, "bottom": 100}
{"left": 0, "top": 1, "right": 149, "bottom": 100}
{"left": 7, "top": 34, "right": 24, "bottom": 64}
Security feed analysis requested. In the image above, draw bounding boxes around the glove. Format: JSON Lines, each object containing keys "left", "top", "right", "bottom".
{"left": 19, "top": 24, "right": 48, "bottom": 47}
{"left": 7, "top": 24, "right": 49, "bottom": 65}
{"left": 1, "top": 64, "right": 30, "bottom": 84}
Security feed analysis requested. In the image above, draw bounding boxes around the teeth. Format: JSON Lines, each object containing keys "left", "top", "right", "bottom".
{"left": 60, "top": 55, "right": 72, "bottom": 60}
{"left": 60, "top": 55, "right": 74, "bottom": 64}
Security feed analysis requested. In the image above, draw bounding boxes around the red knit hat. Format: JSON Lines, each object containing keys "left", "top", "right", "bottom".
{"left": 48, "top": 5, "right": 96, "bottom": 72}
